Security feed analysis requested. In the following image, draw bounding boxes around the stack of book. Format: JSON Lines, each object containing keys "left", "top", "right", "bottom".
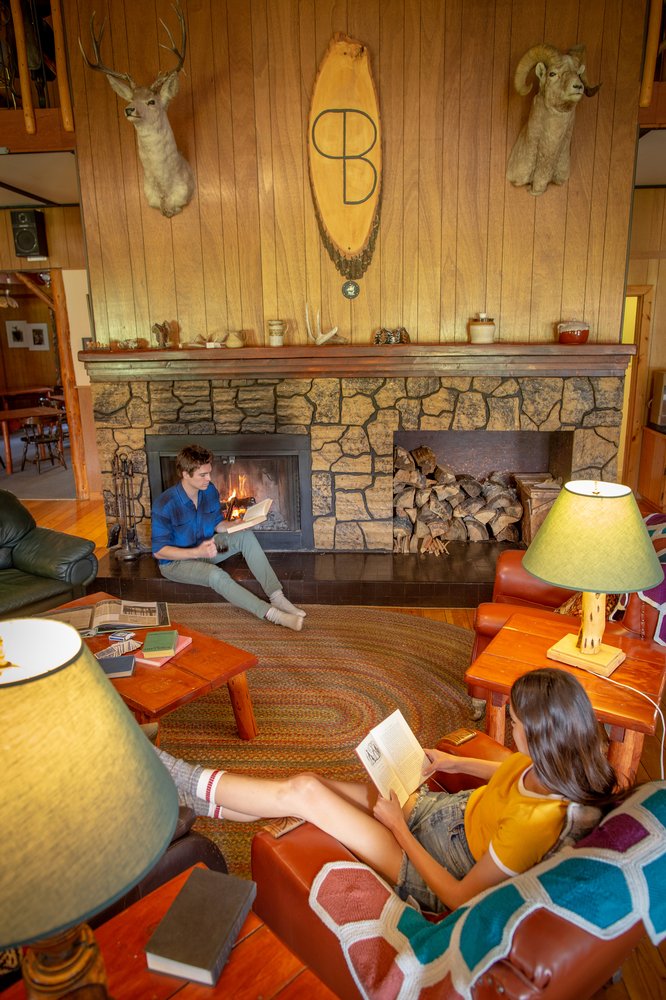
{"left": 136, "top": 631, "right": 192, "bottom": 667}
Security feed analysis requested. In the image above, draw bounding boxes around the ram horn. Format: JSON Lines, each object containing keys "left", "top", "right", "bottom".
{"left": 568, "top": 45, "right": 601, "bottom": 97}
{"left": 514, "top": 43, "right": 562, "bottom": 95}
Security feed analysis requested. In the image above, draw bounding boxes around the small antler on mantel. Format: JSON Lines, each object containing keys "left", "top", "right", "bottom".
{"left": 305, "top": 303, "right": 346, "bottom": 345}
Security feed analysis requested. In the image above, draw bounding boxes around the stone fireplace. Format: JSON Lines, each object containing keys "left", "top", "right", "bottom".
{"left": 85, "top": 344, "right": 631, "bottom": 553}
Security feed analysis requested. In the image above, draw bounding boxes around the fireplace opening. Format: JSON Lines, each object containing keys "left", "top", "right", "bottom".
{"left": 146, "top": 434, "right": 314, "bottom": 550}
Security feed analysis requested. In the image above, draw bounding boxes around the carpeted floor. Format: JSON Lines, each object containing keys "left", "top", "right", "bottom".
{"left": 158, "top": 603, "right": 476, "bottom": 877}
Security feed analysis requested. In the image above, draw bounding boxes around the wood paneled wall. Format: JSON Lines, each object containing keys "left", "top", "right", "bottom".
{"left": 0, "top": 208, "right": 85, "bottom": 271}
{"left": 628, "top": 188, "right": 666, "bottom": 372}
{"left": 63, "top": 0, "right": 646, "bottom": 348}
{"left": 0, "top": 299, "right": 58, "bottom": 388}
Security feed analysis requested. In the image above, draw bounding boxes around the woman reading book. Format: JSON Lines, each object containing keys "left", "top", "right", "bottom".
{"left": 152, "top": 444, "right": 306, "bottom": 631}
{"left": 155, "top": 668, "right": 621, "bottom": 913}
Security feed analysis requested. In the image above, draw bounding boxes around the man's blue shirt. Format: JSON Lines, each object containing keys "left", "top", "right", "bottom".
{"left": 151, "top": 481, "right": 222, "bottom": 564}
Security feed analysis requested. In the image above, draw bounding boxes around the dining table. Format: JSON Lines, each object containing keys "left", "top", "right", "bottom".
{"left": 0, "top": 406, "right": 61, "bottom": 475}
{"left": 0, "top": 385, "right": 53, "bottom": 406}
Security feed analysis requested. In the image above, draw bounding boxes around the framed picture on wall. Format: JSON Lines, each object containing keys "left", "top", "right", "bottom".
{"left": 5, "top": 320, "right": 27, "bottom": 348}
{"left": 28, "top": 324, "right": 49, "bottom": 351}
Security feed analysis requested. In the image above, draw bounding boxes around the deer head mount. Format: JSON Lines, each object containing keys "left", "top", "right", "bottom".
{"left": 79, "top": 2, "right": 195, "bottom": 218}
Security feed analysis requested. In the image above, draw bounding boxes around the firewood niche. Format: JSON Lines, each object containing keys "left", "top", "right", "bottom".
{"left": 393, "top": 445, "right": 525, "bottom": 555}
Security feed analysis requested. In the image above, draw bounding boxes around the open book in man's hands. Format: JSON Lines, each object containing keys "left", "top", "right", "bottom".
{"left": 355, "top": 709, "right": 427, "bottom": 806}
{"left": 225, "top": 498, "right": 273, "bottom": 534}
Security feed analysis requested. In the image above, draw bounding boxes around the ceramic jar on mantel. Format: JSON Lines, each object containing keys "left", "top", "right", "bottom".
{"left": 468, "top": 313, "right": 496, "bottom": 343}
{"left": 267, "top": 319, "right": 286, "bottom": 347}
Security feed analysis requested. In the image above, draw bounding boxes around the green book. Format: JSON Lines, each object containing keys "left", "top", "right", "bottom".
{"left": 142, "top": 629, "right": 179, "bottom": 659}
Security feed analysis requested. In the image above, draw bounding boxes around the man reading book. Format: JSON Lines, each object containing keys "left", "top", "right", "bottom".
{"left": 151, "top": 444, "right": 306, "bottom": 631}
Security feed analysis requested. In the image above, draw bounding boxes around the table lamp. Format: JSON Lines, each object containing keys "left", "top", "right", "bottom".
{"left": 522, "top": 480, "right": 663, "bottom": 675}
{"left": 0, "top": 618, "right": 179, "bottom": 998}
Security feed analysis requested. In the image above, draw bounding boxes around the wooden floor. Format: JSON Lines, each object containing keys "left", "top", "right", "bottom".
{"left": 21, "top": 497, "right": 666, "bottom": 999}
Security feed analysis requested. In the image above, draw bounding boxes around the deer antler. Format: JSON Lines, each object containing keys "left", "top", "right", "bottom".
{"left": 78, "top": 13, "right": 136, "bottom": 90}
{"left": 305, "top": 303, "right": 339, "bottom": 345}
{"left": 156, "top": 1, "right": 187, "bottom": 82}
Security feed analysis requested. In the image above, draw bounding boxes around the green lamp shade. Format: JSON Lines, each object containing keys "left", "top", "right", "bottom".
{"left": 522, "top": 480, "right": 663, "bottom": 594}
{"left": 0, "top": 618, "right": 179, "bottom": 948}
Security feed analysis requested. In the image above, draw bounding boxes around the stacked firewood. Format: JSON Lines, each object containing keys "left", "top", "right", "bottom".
{"left": 393, "top": 446, "right": 523, "bottom": 554}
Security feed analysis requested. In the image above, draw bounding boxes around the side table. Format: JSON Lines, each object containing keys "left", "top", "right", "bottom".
{"left": 2, "top": 865, "right": 337, "bottom": 999}
{"left": 464, "top": 611, "right": 666, "bottom": 785}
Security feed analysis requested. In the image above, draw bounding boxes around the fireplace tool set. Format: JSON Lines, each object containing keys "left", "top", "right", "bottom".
{"left": 109, "top": 454, "right": 147, "bottom": 560}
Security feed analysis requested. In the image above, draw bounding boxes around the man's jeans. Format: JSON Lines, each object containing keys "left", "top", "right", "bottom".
{"left": 159, "top": 528, "right": 281, "bottom": 618}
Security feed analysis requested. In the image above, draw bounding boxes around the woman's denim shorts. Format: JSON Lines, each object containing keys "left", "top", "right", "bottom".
{"left": 394, "top": 787, "right": 475, "bottom": 914}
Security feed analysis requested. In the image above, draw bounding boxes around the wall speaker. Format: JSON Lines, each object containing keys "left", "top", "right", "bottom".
{"left": 10, "top": 209, "right": 48, "bottom": 257}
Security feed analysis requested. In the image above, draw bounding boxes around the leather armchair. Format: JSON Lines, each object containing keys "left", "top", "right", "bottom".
{"left": 0, "top": 490, "right": 98, "bottom": 619}
{"left": 471, "top": 546, "right": 663, "bottom": 663}
{"left": 251, "top": 731, "right": 648, "bottom": 1000}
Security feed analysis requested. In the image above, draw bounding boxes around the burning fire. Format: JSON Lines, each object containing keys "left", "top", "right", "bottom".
{"left": 224, "top": 479, "right": 251, "bottom": 520}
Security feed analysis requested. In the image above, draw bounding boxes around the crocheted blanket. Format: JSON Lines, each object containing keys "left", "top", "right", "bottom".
{"left": 310, "top": 782, "right": 666, "bottom": 1000}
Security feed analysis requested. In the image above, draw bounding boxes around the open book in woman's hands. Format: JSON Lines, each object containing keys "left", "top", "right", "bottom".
{"left": 356, "top": 710, "right": 427, "bottom": 805}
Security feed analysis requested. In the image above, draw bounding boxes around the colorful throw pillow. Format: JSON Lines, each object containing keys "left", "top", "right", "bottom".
{"left": 310, "top": 782, "right": 666, "bottom": 1000}
{"left": 554, "top": 591, "right": 621, "bottom": 619}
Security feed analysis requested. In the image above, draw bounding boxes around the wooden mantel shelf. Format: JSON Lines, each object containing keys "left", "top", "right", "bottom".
{"left": 80, "top": 342, "right": 635, "bottom": 382}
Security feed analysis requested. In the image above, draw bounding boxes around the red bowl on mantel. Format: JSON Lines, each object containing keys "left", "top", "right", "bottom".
{"left": 557, "top": 322, "right": 589, "bottom": 345}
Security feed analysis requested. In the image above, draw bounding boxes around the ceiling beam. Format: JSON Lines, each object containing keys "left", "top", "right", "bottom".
{"left": 0, "top": 180, "right": 58, "bottom": 206}
{"left": 13, "top": 271, "right": 54, "bottom": 309}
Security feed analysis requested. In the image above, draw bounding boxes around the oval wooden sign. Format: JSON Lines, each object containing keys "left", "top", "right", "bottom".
{"left": 308, "top": 34, "right": 382, "bottom": 280}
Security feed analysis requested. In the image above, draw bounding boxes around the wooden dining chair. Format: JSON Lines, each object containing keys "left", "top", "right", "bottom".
{"left": 20, "top": 415, "right": 67, "bottom": 473}
{"left": 39, "top": 396, "right": 69, "bottom": 443}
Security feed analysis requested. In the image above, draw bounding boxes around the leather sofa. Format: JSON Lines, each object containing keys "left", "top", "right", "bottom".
{"left": 0, "top": 490, "right": 98, "bottom": 620}
{"left": 251, "top": 730, "right": 654, "bottom": 1000}
{"left": 470, "top": 543, "right": 664, "bottom": 664}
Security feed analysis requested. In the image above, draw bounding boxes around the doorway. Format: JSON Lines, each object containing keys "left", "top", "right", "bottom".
{"left": 0, "top": 268, "right": 93, "bottom": 499}
{"left": 620, "top": 285, "right": 654, "bottom": 492}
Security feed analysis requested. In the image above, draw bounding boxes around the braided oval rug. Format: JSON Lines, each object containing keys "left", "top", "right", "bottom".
{"left": 159, "top": 603, "right": 475, "bottom": 876}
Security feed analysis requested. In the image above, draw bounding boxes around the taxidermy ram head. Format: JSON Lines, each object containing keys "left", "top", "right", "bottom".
{"left": 506, "top": 44, "right": 600, "bottom": 196}
{"left": 79, "top": 1, "right": 195, "bottom": 218}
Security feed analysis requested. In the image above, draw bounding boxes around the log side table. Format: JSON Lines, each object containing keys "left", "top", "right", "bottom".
{"left": 465, "top": 611, "right": 666, "bottom": 786}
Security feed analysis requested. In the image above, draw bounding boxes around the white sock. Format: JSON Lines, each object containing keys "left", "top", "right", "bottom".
{"left": 265, "top": 606, "right": 304, "bottom": 632}
{"left": 196, "top": 768, "right": 225, "bottom": 818}
{"left": 269, "top": 589, "right": 306, "bottom": 617}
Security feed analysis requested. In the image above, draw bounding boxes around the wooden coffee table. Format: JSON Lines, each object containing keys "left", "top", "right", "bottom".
{"left": 60, "top": 592, "right": 259, "bottom": 740}
{"left": 2, "top": 865, "right": 336, "bottom": 1000}
{"left": 465, "top": 611, "right": 666, "bottom": 785}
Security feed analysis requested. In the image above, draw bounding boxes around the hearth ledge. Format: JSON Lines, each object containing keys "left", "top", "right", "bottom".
{"left": 80, "top": 343, "right": 635, "bottom": 381}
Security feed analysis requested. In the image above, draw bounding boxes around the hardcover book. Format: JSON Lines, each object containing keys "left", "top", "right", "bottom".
{"left": 145, "top": 867, "right": 257, "bottom": 985}
{"left": 134, "top": 633, "right": 193, "bottom": 667}
{"left": 96, "top": 654, "right": 136, "bottom": 679}
{"left": 141, "top": 629, "right": 179, "bottom": 659}
{"left": 224, "top": 498, "right": 273, "bottom": 534}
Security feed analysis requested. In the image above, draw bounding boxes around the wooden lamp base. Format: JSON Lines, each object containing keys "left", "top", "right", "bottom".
{"left": 545, "top": 590, "right": 625, "bottom": 676}
{"left": 21, "top": 924, "right": 108, "bottom": 999}
{"left": 546, "top": 632, "right": 626, "bottom": 676}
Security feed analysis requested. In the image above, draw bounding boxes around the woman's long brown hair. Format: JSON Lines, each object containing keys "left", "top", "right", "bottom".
{"left": 511, "top": 668, "right": 620, "bottom": 806}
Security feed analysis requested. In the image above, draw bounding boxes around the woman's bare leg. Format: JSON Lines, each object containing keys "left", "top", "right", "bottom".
{"left": 216, "top": 771, "right": 404, "bottom": 883}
